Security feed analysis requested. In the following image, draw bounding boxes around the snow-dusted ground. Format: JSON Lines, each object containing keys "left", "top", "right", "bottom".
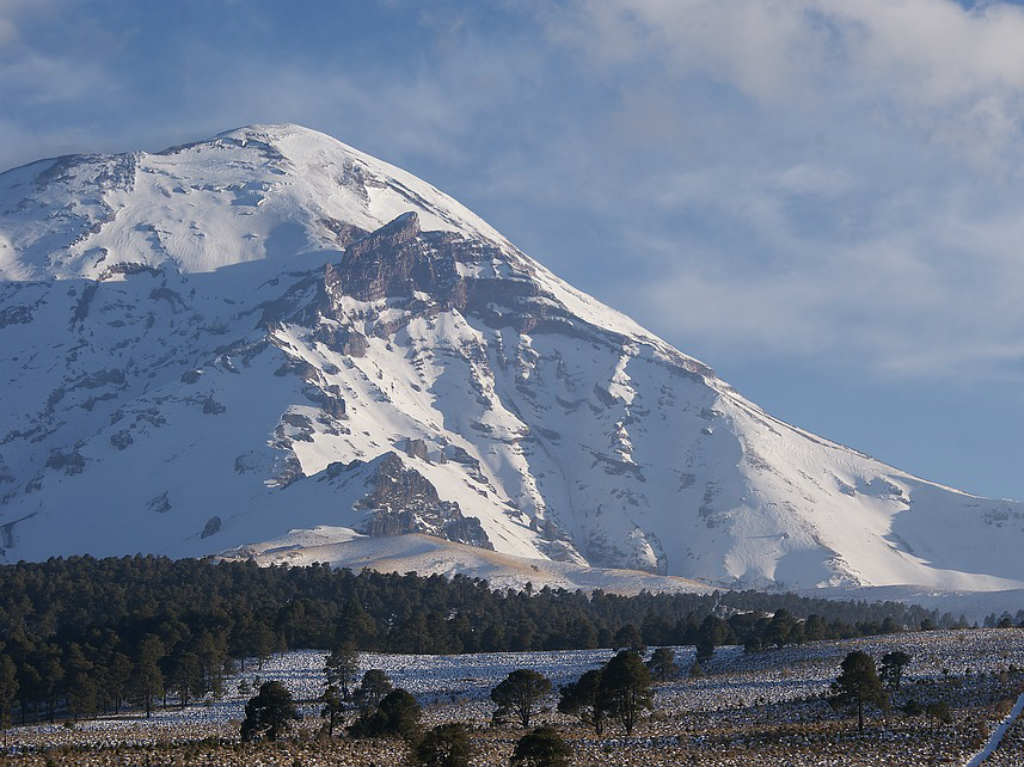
{"left": 965, "top": 692, "right": 1024, "bottom": 766}
{"left": 7, "top": 629, "right": 1024, "bottom": 766}
{"left": 9, "top": 629, "right": 1024, "bottom": 741}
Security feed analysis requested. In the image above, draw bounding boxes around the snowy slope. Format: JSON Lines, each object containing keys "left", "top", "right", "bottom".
{"left": 218, "top": 526, "right": 714, "bottom": 596}
{"left": 1, "top": 123, "right": 1022, "bottom": 593}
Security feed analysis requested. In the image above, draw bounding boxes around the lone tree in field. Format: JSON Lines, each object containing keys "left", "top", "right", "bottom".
{"left": 558, "top": 668, "right": 605, "bottom": 734}
{"left": 830, "top": 651, "right": 888, "bottom": 733}
{"left": 349, "top": 687, "right": 422, "bottom": 742}
{"left": 647, "top": 648, "right": 680, "bottom": 681}
{"left": 510, "top": 726, "right": 571, "bottom": 767}
{"left": 325, "top": 642, "right": 360, "bottom": 700}
{"left": 880, "top": 651, "right": 912, "bottom": 693}
{"left": 598, "top": 649, "right": 653, "bottom": 735}
{"left": 319, "top": 684, "right": 344, "bottom": 736}
{"left": 491, "top": 669, "right": 552, "bottom": 728}
{"left": 415, "top": 723, "right": 473, "bottom": 767}
{"left": 240, "top": 681, "right": 300, "bottom": 742}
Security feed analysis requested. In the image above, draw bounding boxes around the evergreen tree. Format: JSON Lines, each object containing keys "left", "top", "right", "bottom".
{"left": 491, "top": 669, "right": 552, "bottom": 728}
{"left": 318, "top": 684, "right": 344, "bottom": 737}
{"left": 415, "top": 722, "right": 473, "bottom": 767}
{"left": 349, "top": 687, "right": 422, "bottom": 741}
{"left": 557, "top": 668, "right": 604, "bottom": 734}
{"left": 325, "top": 642, "right": 360, "bottom": 700}
{"left": 510, "top": 726, "right": 570, "bottom": 767}
{"left": 170, "top": 651, "right": 201, "bottom": 708}
{"left": 107, "top": 652, "right": 133, "bottom": 714}
{"left": 695, "top": 614, "right": 728, "bottom": 664}
{"left": 130, "top": 635, "right": 164, "bottom": 718}
{"left": 337, "top": 599, "right": 376, "bottom": 646}
{"left": 613, "top": 624, "right": 645, "bottom": 653}
{"left": 41, "top": 651, "right": 64, "bottom": 723}
{"left": 597, "top": 650, "right": 653, "bottom": 735}
{"left": 0, "top": 652, "right": 18, "bottom": 749}
{"left": 646, "top": 648, "right": 680, "bottom": 681}
{"left": 253, "top": 622, "right": 277, "bottom": 670}
{"left": 880, "top": 651, "right": 911, "bottom": 693}
{"left": 240, "top": 680, "right": 300, "bottom": 742}
{"left": 353, "top": 669, "right": 392, "bottom": 712}
{"left": 766, "top": 609, "right": 797, "bottom": 648}
{"left": 830, "top": 650, "right": 888, "bottom": 733}
{"left": 65, "top": 643, "right": 98, "bottom": 721}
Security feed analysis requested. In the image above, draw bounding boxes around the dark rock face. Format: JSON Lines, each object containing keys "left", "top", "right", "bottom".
{"left": 356, "top": 453, "right": 492, "bottom": 549}
{"left": 316, "top": 212, "right": 618, "bottom": 345}
{"left": 201, "top": 515, "right": 222, "bottom": 538}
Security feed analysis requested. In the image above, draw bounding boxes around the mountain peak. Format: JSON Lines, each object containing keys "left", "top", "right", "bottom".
{"left": 1, "top": 126, "right": 1022, "bottom": 595}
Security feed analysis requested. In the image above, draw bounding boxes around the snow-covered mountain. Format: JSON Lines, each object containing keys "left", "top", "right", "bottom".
{"left": 1, "top": 123, "right": 1022, "bottom": 593}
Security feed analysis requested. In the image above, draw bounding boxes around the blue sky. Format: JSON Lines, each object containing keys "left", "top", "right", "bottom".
{"left": 3, "top": 0, "right": 1024, "bottom": 499}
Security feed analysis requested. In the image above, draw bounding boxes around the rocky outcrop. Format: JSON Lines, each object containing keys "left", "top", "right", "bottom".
{"left": 356, "top": 453, "right": 492, "bottom": 550}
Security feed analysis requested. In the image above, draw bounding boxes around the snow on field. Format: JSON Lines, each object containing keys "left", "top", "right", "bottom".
{"left": 9, "top": 628, "right": 1024, "bottom": 746}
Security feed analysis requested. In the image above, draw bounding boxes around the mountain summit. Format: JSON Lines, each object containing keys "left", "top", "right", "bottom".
{"left": 1, "top": 124, "right": 1021, "bottom": 592}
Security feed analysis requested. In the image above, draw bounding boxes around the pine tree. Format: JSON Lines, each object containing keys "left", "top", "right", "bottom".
{"left": 597, "top": 650, "right": 653, "bottom": 735}
{"left": 646, "top": 648, "right": 680, "bottom": 681}
{"left": 415, "top": 723, "right": 473, "bottom": 767}
{"left": 510, "top": 726, "right": 570, "bottom": 767}
{"left": 131, "top": 635, "right": 164, "bottom": 718}
{"left": 830, "top": 651, "right": 888, "bottom": 733}
{"left": 324, "top": 642, "right": 360, "bottom": 700}
{"left": 557, "top": 668, "right": 604, "bottom": 733}
{"left": 491, "top": 669, "right": 552, "bottom": 728}
{"left": 880, "top": 651, "right": 911, "bottom": 693}
{"left": 240, "top": 681, "right": 300, "bottom": 742}
{"left": 349, "top": 688, "right": 422, "bottom": 741}
{"left": 0, "top": 652, "right": 18, "bottom": 749}
{"left": 353, "top": 669, "right": 392, "bottom": 712}
{"left": 318, "top": 684, "right": 344, "bottom": 737}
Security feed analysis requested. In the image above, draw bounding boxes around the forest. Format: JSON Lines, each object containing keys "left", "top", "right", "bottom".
{"left": 0, "top": 554, "right": 957, "bottom": 725}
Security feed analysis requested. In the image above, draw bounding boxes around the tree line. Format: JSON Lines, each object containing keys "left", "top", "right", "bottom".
{"left": 0, "top": 554, "right": 949, "bottom": 726}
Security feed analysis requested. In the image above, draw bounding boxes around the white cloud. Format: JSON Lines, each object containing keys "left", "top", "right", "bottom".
{"left": 516, "top": 0, "right": 1024, "bottom": 379}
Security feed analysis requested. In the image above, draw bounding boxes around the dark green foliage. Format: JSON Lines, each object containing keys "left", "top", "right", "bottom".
{"left": 558, "top": 668, "right": 604, "bottom": 733}
{"left": 130, "top": 635, "right": 164, "bottom": 718}
{"left": 415, "top": 723, "right": 473, "bottom": 767}
{"left": 830, "top": 650, "right": 889, "bottom": 733}
{"left": 491, "top": 669, "right": 552, "bottom": 728}
{"left": 766, "top": 609, "right": 798, "bottom": 648}
{"left": 613, "top": 623, "right": 645, "bottom": 653}
{"left": 510, "top": 726, "right": 571, "bottom": 767}
{"left": 695, "top": 615, "right": 727, "bottom": 663}
{"left": 318, "top": 684, "right": 344, "bottom": 736}
{"left": 880, "top": 650, "right": 911, "bottom": 692}
{"left": 597, "top": 650, "right": 653, "bottom": 735}
{"left": 353, "top": 669, "right": 392, "bottom": 712}
{"left": 240, "top": 681, "right": 300, "bottom": 742}
{"left": 646, "top": 647, "right": 679, "bottom": 681}
{"left": 0, "top": 555, "right": 942, "bottom": 724}
{"left": 925, "top": 700, "right": 952, "bottom": 726}
{"left": 0, "top": 650, "right": 18, "bottom": 746}
{"left": 349, "top": 687, "right": 421, "bottom": 741}
{"left": 325, "top": 642, "right": 359, "bottom": 700}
